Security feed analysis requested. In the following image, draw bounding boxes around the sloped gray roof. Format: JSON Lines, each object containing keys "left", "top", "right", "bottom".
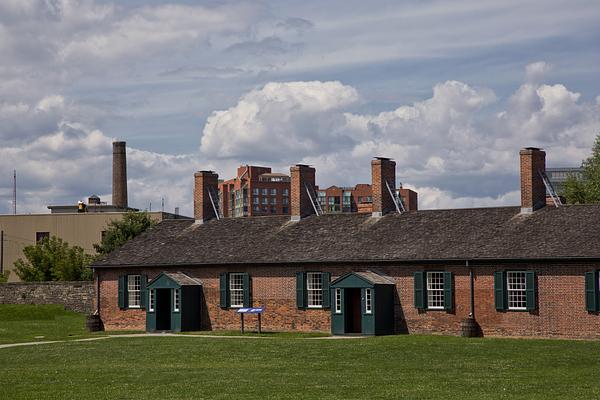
{"left": 354, "top": 271, "right": 396, "bottom": 285}
{"left": 164, "top": 272, "right": 202, "bottom": 286}
{"left": 92, "top": 205, "right": 600, "bottom": 268}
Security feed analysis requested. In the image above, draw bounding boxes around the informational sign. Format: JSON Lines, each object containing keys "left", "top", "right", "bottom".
{"left": 236, "top": 308, "right": 264, "bottom": 314}
{"left": 237, "top": 307, "right": 264, "bottom": 333}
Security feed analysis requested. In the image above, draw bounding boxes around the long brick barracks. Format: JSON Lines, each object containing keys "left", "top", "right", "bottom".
{"left": 91, "top": 148, "right": 600, "bottom": 339}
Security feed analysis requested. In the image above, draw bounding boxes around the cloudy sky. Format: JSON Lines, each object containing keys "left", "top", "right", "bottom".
{"left": 1, "top": 0, "right": 600, "bottom": 216}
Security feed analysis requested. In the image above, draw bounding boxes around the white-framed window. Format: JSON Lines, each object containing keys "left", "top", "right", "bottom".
{"left": 282, "top": 188, "right": 289, "bottom": 196}
{"left": 271, "top": 188, "right": 277, "bottom": 196}
{"left": 262, "top": 197, "right": 268, "bottom": 205}
{"left": 173, "top": 289, "right": 180, "bottom": 312}
{"left": 252, "top": 188, "right": 259, "bottom": 195}
{"left": 335, "top": 288, "right": 342, "bottom": 314}
{"left": 426, "top": 272, "right": 444, "bottom": 310}
{"left": 127, "top": 275, "right": 141, "bottom": 308}
{"left": 270, "top": 197, "right": 277, "bottom": 205}
{"left": 148, "top": 289, "right": 155, "bottom": 312}
{"left": 306, "top": 272, "right": 323, "bottom": 308}
{"left": 230, "top": 273, "right": 244, "bottom": 308}
{"left": 261, "top": 188, "right": 268, "bottom": 196}
{"left": 507, "top": 271, "right": 527, "bottom": 310}
{"left": 365, "top": 288, "right": 372, "bottom": 314}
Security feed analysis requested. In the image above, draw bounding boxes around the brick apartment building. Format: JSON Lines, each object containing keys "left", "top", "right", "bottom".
{"left": 219, "top": 166, "right": 291, "bottom": 218}
{"left": 92, "top": 148, "right": 600, "bottom": 339}
{"left": 218, "top": 165, "right": 417, "bottom": 217}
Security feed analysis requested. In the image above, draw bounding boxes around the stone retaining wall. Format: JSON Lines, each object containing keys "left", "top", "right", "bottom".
{"left": 0, "top": 281, "right": 94, "bottom": 313}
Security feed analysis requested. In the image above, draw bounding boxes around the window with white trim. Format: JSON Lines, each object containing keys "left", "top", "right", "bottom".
{"left": 426, "top": 272, "right": 444, "bottom": 310}
{"left": 127, "top": 275, "right": 141, "bottom": 308}
{"left": 173, "top": 289, "right": 180, "bottom": 312}
{"left": 306, "top": 272, "right": 323, "bottom": 308}
{"left": 335, "top": 288, "right": 342, "bottom": 314}
{"left": 229, "top": 273, "right": 244, "bottom": 308}
{"left": 365, "top": 288, "right": 372, "bottom": 314}
{"left": 148, "top": 289, "right": 155, "bottom": 312}
{"left": 507, "top": 271, "right": 527, "bottom": 310}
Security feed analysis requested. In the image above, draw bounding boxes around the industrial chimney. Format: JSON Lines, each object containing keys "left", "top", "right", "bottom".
{"left": 112, "top": 141, "right": 128, "bottom": 209}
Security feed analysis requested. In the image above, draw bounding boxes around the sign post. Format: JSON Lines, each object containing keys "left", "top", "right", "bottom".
{"left": 236, "top": 308, "right": 264, "bottom": 334}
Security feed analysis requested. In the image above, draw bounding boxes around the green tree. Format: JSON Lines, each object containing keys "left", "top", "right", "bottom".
{"left": 94, "top": 211, "right": 155, "bottom": 255}
{"left": 14, "top": 237, "right": 94, "bottom": 282}
{"left": 0, "top": 271, "right": 9, "bottom": 283}
{"left": 564, "top": 134, "right": 600, "bottom": 204}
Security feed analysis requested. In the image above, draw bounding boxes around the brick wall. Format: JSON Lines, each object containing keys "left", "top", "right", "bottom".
{"left": 0, "top": 281, "right": 94, "bottom": 313}
{"left": 97, "top": 262, "right": 600, "bottom": 339}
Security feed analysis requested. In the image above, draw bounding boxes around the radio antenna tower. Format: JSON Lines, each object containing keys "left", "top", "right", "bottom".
{"left": 12, "top": 170, "right": 16, "bottom": 215}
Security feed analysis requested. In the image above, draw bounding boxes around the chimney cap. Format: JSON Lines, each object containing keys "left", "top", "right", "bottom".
{"left": 292, "top": 163, "right": 312, "bottom": 168}
{"left": 373, "top": 156, "right": 393, "bottom": 161}
{"left": 195, "top": 170, "right": 216, "bottom": 174}
{"left": 521, "top": 147, "right": 543, "bottom": 152}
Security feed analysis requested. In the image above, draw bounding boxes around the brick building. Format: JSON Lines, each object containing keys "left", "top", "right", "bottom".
{"left": 92, "top": 149, "right": 600, "bottom": 339}
{"left": 219, "top": 166, "right": 291, "bottom": 218}
{"left": 218, "top": 164, "right": 417, "bottom": 217}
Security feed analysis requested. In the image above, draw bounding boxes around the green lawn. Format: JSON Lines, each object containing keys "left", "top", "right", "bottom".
{"left": 1, "top": 305, "right": 600, "bottom": 399}
{"left": 1, "top": 334, "right": 600, "bottom": 399}
{"left": 0, "top": 304, "right": 101, "bottom": 344}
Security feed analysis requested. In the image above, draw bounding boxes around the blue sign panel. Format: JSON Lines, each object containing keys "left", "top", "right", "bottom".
{"left": 236, "top": 307, "right": 264, "bottom": 314}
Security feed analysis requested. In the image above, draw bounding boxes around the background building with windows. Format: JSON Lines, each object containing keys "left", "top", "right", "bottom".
{"left": 219, "top": 165, "right": 417, "bottom": 218}
{"left": 93, "top": 148, "right": 600, "bottom": 339}
{"left": 547, "top": 166, "right": 584, "bottom": 195}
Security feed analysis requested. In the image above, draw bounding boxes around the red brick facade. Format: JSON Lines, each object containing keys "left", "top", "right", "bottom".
{"left": 96, "top": 262, "right": 600, "bottom": 339}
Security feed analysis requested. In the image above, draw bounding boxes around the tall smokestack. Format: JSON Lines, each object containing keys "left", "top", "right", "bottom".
{"left": 112, "top": 141, "right": 128, "bottom": 209}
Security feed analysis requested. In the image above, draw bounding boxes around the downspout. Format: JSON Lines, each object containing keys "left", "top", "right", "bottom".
{"left": 95, "top": 268, "right": 100, "bottom": 315}
{"left": 460, "top": 259, "right": 480, "bottom": 337}
{"left": 468, "top": 260, "right": 475, "bottom": 318}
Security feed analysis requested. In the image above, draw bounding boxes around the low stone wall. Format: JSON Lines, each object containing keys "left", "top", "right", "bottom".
{"left": 0, "top": 281, "right": 94, "bottom": 314}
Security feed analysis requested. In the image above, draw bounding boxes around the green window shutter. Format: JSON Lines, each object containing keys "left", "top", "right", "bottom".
{"left": 296, "top": 272, "right": 306, "bottom": 309}
{"left": 219, "top": 272, "right": 229, "bottom": 309}
{"left": 139, "top": 274, "right": 147, "bottom": 309}
{"left": 322, "top": 272, "right": 331, "bottom": 308}
{"left": 118, "top": 275, "right": 127, "bottom": 310}
{"left": 494, "top": 271, "right": 507, "bottom": 311}
{"left": 243, "top": 273, "right": 251, "bottom": 307}
{"left": 414, "top": 271, "right": 425, "bottom": 309}
{"left": 443, "top": 271, "right": 453, "bottom": 311}
{"left": 585, "top": 271, "right": 599, "bottom": 312}
{"left": 525, "top": 271, "right": 536, "bottom": 311}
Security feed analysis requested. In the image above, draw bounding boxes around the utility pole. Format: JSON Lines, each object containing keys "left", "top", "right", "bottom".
{"left": 161, "top": 197, "right": 164, "bottom": 213}
{"left": 13, "top": 170, "right": 17, "bottom": 215}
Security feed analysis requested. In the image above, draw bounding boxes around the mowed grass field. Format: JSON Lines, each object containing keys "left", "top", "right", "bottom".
{"left": 1, "top": 305, "right": 600, "bottom": 399}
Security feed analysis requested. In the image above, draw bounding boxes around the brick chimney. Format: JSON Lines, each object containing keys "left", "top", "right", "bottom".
{"left": 290, "top": 164, "right": 316, "bottom": 221}
{"left": 371, "top": 157, "right": 396, "bottom": 217}
{"left": 112, "top": 141, "right": 128, "bottom": 209}
{"left": 520, "top": 147, "right": 546, "bottom": 214}
{"left": 194, "top": 170, "right": 219, "bottom": 224}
